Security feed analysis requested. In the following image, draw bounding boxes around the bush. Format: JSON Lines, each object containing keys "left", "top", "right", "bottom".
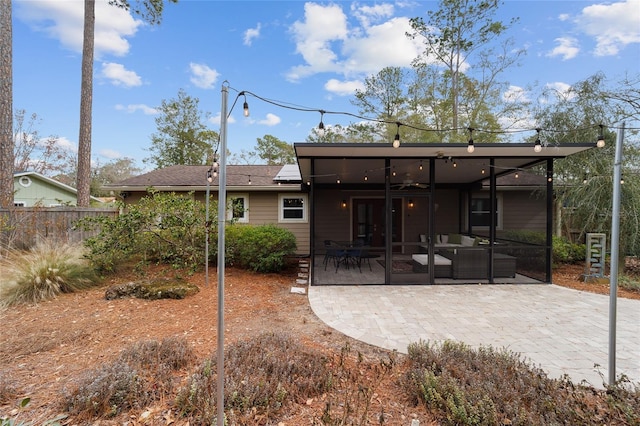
{"left": 0, "top": 241, "right": 98, "bottom": 307}
{"left": 403, "top": 340, "right": 640, "bottom": 425}
{"left": 175, "top": 332, "right": 331, "bottom": 424}
{"left": 552, "top": 235, "right": 586, "bottom": 264}
{"left": 64, "top": 336, "right": 195, "bottom": 420}
{"left": 77, "top": 191, "right": 210, "bottom": 273}
{"left": 225, "top": 224, "right": 297, "bottom": 272}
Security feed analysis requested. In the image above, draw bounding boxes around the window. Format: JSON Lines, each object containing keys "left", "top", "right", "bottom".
{"left": 227, "top": 194, "right": 249, "bottom": 223}
{"left": 469, "top": 195, "right": 502, "bottom": 229}
{"left": 279, "top": 194, "right": 307, "bottom": 223}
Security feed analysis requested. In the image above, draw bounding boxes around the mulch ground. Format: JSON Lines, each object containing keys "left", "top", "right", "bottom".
{"left": 0, "top": 261, "right": 637, "bottom": 424}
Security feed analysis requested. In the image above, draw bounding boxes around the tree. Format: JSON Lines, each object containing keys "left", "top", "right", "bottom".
{"left": 535, "top": 73, "right": 640, "bottom": 255}
{"left": 254, "top": 135, "right": 295, "bottom": 165}
{"left": 13, "top": 110, "right": 76, "bottom": 176}
{"left": 91, "top": 157, "right": 142, "bottom": 196}
{"left": 76, "top": 0, "right": 177, "bottom": 207}
{"left": 407, "top": 0, "right": 521, "bottom": 138}
{"left": 0, "top": 0, "right": 13, "bottom": 208}
{"left": 145, "top": 89, "right": 217, "bottom": 168}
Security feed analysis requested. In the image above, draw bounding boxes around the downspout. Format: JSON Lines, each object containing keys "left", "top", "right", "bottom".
{"left": 309, "top": 159, "right": 316, "bottom": 285}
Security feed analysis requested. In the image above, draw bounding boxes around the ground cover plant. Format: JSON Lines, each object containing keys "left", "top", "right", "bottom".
{"left": 404, "top": 340, "right": 640, "bottom": 425}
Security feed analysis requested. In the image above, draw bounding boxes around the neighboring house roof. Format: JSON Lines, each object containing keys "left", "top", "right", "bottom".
{"left": 13, "top": 171, "right": 103, "bottom": 206}
{"left": 104, "top": 164, "right": 303, "bottom": 193}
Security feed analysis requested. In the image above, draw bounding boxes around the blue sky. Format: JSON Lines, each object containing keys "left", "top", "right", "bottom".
{"left": 12, "top": 0, "right": 640, "bottom": 168}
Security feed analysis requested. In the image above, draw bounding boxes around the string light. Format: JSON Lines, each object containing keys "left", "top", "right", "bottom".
{"left": 534, "top": 129, "right": 542, "bottom": 152}
{"left": 583, "top": 173, "right": 588, "bottom": 184}
{"left": 393, "top": 122, "right": 401, "bottom": 148}
{"left": 621, "top": 175, "right": 625, "bottom": 185}
{"left": 206, "top": 169, "right": 213, "bottom": 183}
{"left": 248, "top": 175, "right": 252, "bottom": 185}
{"left": 419, "top": 160, "right": 423, "bottom": 171}
{"left": 467, "top": 128, "right": 475, "bottom": 153}
{"left": 242, "top": 92, "right": 250, "bottom": 117}
{"left": 597, "top": 124, "right": 605, "bottom": 148}
{"left": 364, "top": 171, "right": 368, "bottom": 181}
{"left": 336, "top": 176, "right": 341, "bottom": 184}
{"left": 318, "top": 110, "right": 325, "bottom": 136}
{"left": 452, "top": 159, "right": 457, "bottom": 168}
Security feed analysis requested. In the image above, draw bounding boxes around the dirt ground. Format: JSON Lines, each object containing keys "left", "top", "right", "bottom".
{"left": 0, "top": 261, "right": 637, "bottom": 425}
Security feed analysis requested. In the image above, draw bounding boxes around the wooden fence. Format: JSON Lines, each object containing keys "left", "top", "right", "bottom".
{"left": 0, "top": 207, "right": 119, "bottom": 252}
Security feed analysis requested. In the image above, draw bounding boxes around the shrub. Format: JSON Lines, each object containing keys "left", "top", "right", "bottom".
{"left": 175, "top": 332, "right": 331, "bottom": 424}
{"left": 552, "top": 235, "right": 586, "bottom": 264}
{"left": 403, "top": 340, "right": 640, "bottom": 425}
{"left": 0, "top": 241, "right": 98, "bottom": 307}
{"left": 224, "top": 224, "right": 297, "bottom": 272}
{"left": 64, "top": 336, "right": 195, "bottom": 420}
{"left": 77, "top": 191, "right": 210, "bottom": 273}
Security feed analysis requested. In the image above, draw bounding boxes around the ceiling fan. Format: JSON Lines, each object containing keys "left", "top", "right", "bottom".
{"left": 392, "top": 173, "right": 429, "bottom": 189}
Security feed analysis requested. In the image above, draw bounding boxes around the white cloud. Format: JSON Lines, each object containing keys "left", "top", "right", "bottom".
{"left": 502, "top": 85, "right": 530, "bottom": 103}
{"left": 287, "top": 3, "right": 423, "bottom": 81}
{"left": 258, "top": 113, "right": 281, "bottom": 126}
{"left": 544, "top": 82, "right": 575, "bottom": 101}
{"left": 54, "top": 136, "right": 77, "bottom": 152}
{"left": 101, "top": 62, "right": 142, "bottom": 87}
{"left": 244, "top": 23, "right": 261, "bottom": 46}
{"left": 16, "top": 0, "right": 141, "bottom": 58}
{"left": 210, "top": 112, "right": 236, "bottom": 126}
{"left": 99, "top": 148, "right": 122, "bottom": 159}
{"left": 324, "top": 78, "right": 365, "bottom": 96}
{"left": 288, "top": 3, "right": 349, "bottom": 80}
{"left": 546, "top": 37, "right": 580, "bottom": 60}
{"left": 351, "top": 3, "right": 394, "bottom": 27}
{"left": 342, "top": 17, "right": 423, "bottom": 73}
{"left": 115, "top": 104, "right": 157, "bottom": 115}
{"left": 189, "top": 63, "right": 219, "bottom": 89}
{"left": 576, "top": 0, "right": 640, "bottom": 56}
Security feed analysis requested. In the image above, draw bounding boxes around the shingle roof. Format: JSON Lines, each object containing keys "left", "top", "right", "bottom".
{"left": 106, "top": 164, "right": 300, "bottom": 189}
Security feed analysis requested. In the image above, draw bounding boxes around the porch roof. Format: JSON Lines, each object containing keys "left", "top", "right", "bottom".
{"left": 294, "top": 142, "right": 595, "bottom": 185}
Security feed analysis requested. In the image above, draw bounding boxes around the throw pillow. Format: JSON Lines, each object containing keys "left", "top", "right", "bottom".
{"left": 448, "top": 233, "right": 461, "bottom": 244}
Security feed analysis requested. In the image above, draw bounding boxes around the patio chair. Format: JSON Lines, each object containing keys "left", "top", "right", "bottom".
{"left": 324, "top": 240, "right": 347, "bottom": 272}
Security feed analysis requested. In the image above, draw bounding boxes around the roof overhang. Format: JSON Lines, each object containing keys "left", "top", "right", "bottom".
{"left": 294, "top": 142, "right": 596, "bottom": 185}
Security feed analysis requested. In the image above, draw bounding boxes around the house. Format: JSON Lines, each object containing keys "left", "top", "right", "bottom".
{"left": 103, "top": 164, "right": 310, "bottom": 255}
{"left": 108, "top": 142, "right": 596, "bottom": 285}
{"left": 13, "top": 171, "right": 102, "bottom": 207}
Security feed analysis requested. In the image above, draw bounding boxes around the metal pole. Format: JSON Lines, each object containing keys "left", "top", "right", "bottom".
{"left": 608, "top": 122, "right": 624, "bottom": 385}
{"left": 216, "top": 83, "right": 229, "bottom": 426}
{"left": 205, "top": 175, "right": 210, "bottom": 286}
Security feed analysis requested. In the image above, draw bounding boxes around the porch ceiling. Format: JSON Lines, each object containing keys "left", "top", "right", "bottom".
{"left": 294, "top": 142, "right": 595, "bottom": 185}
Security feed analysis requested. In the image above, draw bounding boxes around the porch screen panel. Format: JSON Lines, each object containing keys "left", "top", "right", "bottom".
{"left": 492, "top": 167, "right": 548, "bottom": 282}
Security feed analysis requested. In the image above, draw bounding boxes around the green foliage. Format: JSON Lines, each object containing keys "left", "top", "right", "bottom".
{"left": 77, "top": 191, "right": 209, "bottom": 273}
{"left": 0, "top": 241, "right": 99, "bottom": 307}
{"left": 502, "top": 230, "right": 586, "bottom": 264}
{"left": 225, "top": 224, "right": 297, "bottom": 272}
{"left": 64, "top": 336, "right": 194, "bottom": 420}
{"left": 552, "top": 235, "right": 586, "bottom": 263}
{"left": 404, "top": 340, "right": 640, "bottom": 425}
{"left": 175, "top": 332, "right": 332, "bottom": 424}
{"left": 145, "top": 88, "right": 217, "bottom": 168}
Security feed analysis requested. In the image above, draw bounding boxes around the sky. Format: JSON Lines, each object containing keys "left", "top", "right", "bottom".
{"left": 12, "top": 0, "right": 640, "bottom": 169}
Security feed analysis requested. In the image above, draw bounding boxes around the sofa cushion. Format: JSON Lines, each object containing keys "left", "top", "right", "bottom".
{"left": 461, "top": 235, "right": 475, "bottom": 246}
{"left": 448, "top": 233, "right": 461, "bottom": 244}
{"left": 419, "top": 234, "right": 427, "bottom": 243}
{"left": 440, "top": 234, "right": 449, "bottom": 244}
{"left": 411, "top": 254, "right": 452, "bottom": 266}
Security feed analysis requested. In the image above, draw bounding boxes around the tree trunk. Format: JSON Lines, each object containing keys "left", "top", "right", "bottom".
{"left": 76, "top": 0, "right": 95, "bottom": 207}
{"left": 0, "top": 0, "right": 13, "bottom": 208}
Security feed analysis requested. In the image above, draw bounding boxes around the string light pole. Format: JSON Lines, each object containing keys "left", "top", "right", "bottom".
{"left": 608, "top": 122, "right": 624, "bottom": 386}
{"left": 216, "top": 82, "right": 229, "bottom": 426}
